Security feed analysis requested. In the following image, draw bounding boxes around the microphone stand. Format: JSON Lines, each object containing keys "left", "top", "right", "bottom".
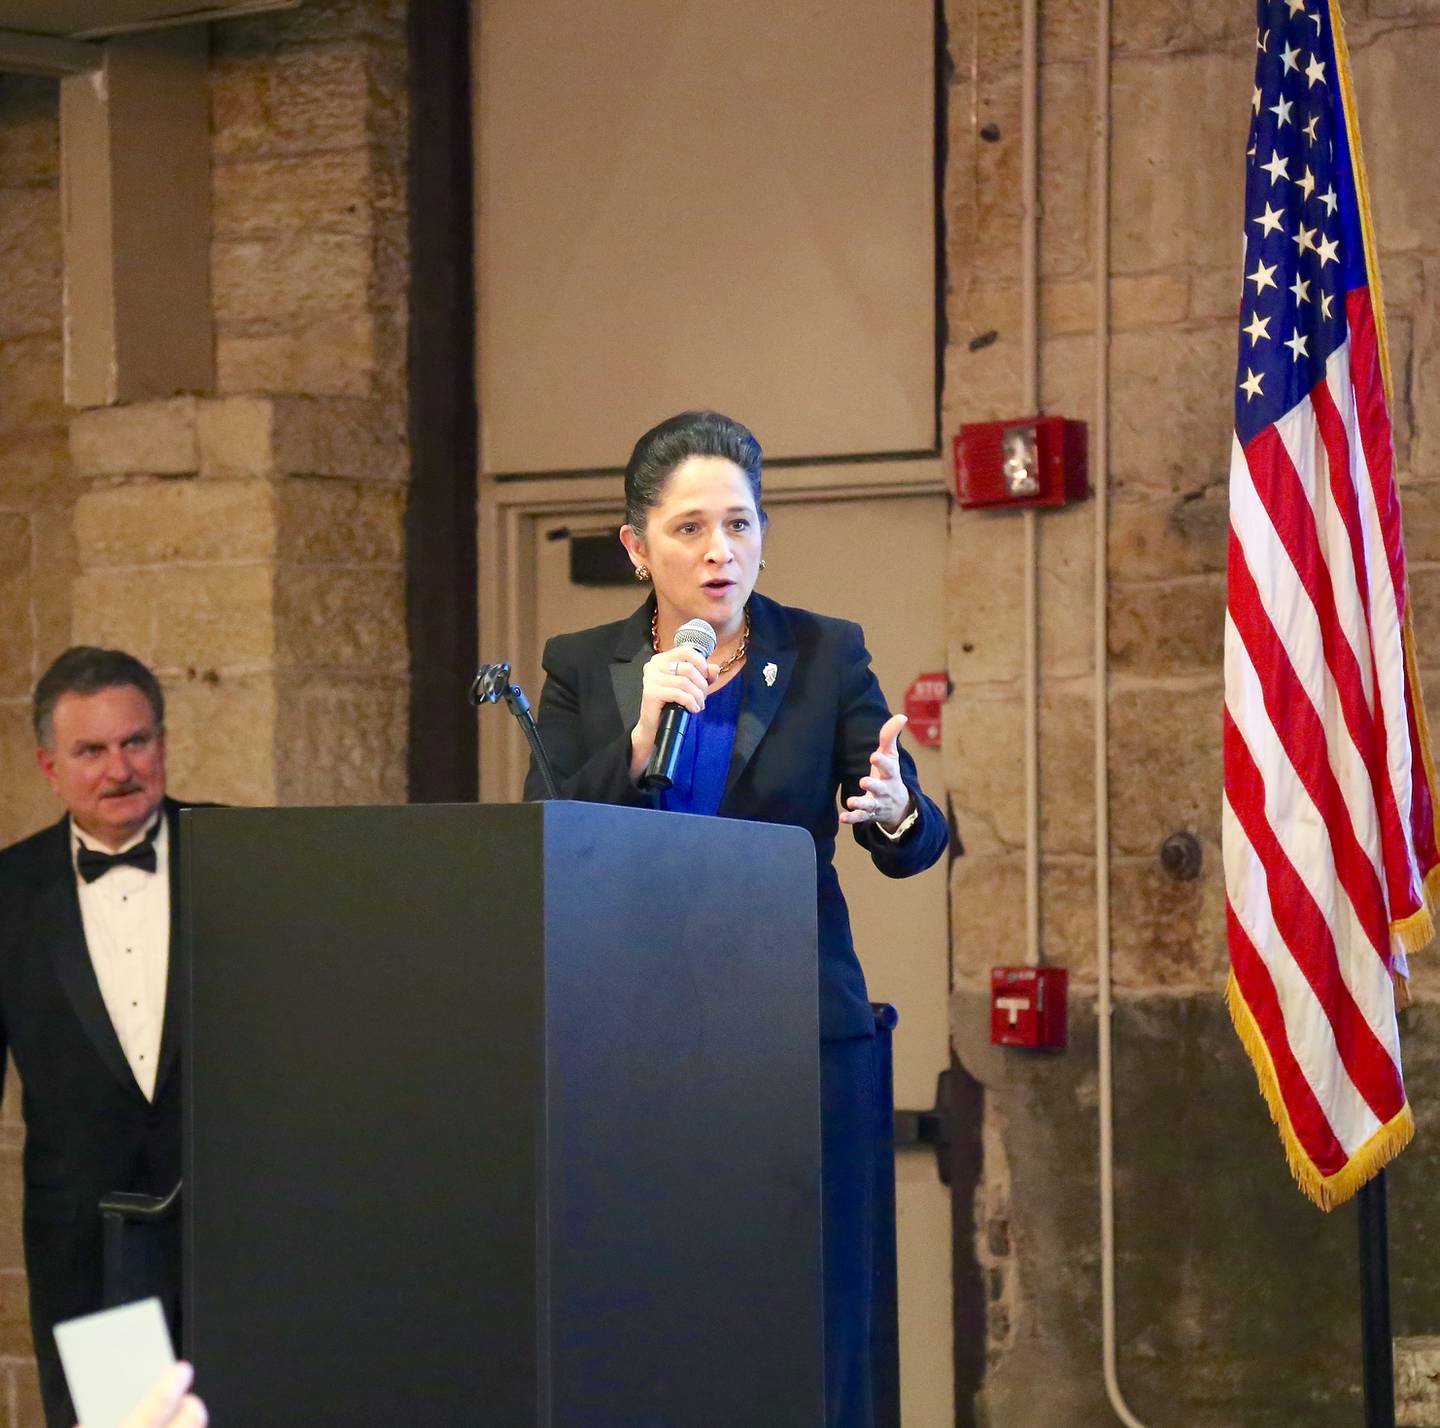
{"left": 469, "top": 663, "right": 559, "bottom": 800}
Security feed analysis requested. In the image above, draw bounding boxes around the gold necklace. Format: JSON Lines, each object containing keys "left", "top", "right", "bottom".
{"left": 652, "top": 607, "right": 750, "bottom": 676}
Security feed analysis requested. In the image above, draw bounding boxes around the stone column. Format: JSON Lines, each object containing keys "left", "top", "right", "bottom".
{"left": 0, "top": 76, "right": 70, "bottom": 847}
{"left": 0, "top": 73, "right": 67, "bottom": 1428}
{"left": 0, "top": 11, "right": 410, "bottom": 1417}
{"left": 67, "top": 395, "right": 408, "bottom": 807}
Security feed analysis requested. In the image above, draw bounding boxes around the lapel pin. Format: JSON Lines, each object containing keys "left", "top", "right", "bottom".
{"left": 763, "top": 662, "right": 778, "bottom": 687}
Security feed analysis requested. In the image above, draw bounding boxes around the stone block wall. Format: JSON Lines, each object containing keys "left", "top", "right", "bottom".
{"left": 0, "top": 77, "right": 69, "bottom": 852}
{"left": 66, "top": 396, "right": 408, "bottom": 808}
{"left": 943, "top": 2, "right": 1440, "bottom": 1422}
{"left": 0, "top": 5, "right": 407, "bottom": 1421}
{"left": 0, "top": 75, "right": 68, "bottom": 1428}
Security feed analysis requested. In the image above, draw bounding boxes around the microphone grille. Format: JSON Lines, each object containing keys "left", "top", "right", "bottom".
{"left": 674, "top": 618, "right": 718, "bottom": 659}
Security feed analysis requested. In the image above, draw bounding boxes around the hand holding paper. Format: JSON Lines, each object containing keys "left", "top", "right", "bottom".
{"left": 55, "top": 1299, "right": 205, "bottom": 1428}
{"left": 112, "top": 1363, "right": 207, "bottom": 1428}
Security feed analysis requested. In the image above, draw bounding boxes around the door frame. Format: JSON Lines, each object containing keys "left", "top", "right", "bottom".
{"left": 477, "top": 459, "right": 948, "bottom": 801}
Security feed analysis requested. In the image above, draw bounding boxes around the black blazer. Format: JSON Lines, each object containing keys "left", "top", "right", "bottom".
{"left": 0, "top": 796, "right": 193, "bottom": 1364}
{"left": 524, "top": 593, "right": 948, "bottom": 1038}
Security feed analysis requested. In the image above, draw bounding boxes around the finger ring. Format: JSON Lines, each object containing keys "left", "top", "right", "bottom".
{"left": 669, "top": 661, "right": 680, "bottom": 675}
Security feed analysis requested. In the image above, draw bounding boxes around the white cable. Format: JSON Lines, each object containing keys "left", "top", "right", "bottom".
{"left": 1021, "top": 0, "right": 1042, "bottom": 969}
{"left": 1091, "top": 0, "right": 1147, "bottom": 1421}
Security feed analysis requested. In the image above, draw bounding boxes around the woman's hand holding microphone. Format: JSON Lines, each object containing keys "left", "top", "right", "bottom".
{"left": 629, "top": 643, "right": 720, "bottom": 784}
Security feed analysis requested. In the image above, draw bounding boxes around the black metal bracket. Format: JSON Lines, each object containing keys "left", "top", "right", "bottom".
{"left": 893, "top": 1067, "right": 952, "bottom": 1187}
{"left": 99, "top": 1180, "right": 182, "bottom": 1311}
{"left": 469, "top": 662, "right": 559, "bottom": 799}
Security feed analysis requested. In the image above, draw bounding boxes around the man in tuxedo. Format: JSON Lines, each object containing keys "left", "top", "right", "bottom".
{"left": 0, "top": 647, "right": 192, "bottom": 1428}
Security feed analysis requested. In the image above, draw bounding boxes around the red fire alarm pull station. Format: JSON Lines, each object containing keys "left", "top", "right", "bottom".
{"left": 903, "top": 672, "right": 947, "bottom": 748}
{"left": 990, "top": 966, "right": 1068, "bottom": 1049}
{"left": 953, "top": 416, "right": 1088, "bottom": 510}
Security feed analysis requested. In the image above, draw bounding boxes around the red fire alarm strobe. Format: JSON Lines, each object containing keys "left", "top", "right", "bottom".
{"left": 953, "top": 416, "right": 1088, "bottom": 510}
{"left": 990, "top": 966, "right": 1068, "bottom": 1049}
{"left": 903, "top": 672, "right": 947, "bottom": 748}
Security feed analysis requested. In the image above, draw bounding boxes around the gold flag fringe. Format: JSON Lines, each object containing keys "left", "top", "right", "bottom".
{"left": 1226, "top": 971, "right": 1414, "bottom": 1210}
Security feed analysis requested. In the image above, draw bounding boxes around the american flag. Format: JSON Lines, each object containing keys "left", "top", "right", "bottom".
{"left": 1224, "top": 0, "right": 1440, "bottom": 1209}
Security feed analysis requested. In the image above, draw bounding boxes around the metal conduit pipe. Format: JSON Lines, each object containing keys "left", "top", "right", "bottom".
{"left": 1021, "top": 0, "right": 1042, "bottom": 970}
{"left": 1090, "top": 0, "right": 1147, "bottom": 1422}
{"left": 1016, "top": 0, "right": 1143, "bottom": 1413}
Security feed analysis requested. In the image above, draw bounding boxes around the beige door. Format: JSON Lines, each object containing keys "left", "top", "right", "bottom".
{"left": 515, "top": 480, "right": 954, "bottom": 1427}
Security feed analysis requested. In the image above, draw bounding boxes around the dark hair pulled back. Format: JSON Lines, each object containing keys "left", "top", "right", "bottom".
{"left": 623, "top": 410, "right": 763, "bottom": 534}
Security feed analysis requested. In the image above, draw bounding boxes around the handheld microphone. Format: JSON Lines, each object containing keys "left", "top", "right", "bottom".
{"left": 641, "top": 618, "right": 718, "bottom": 791}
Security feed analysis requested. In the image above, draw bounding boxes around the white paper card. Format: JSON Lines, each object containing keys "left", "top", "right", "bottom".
{"left": 54, "top": 1298, "right": 175, "bottom": 1428}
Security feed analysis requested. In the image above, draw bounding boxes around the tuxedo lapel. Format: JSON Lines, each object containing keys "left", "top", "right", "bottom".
{"left": 725, "top": 595, "right": 796, "bottom": 797}
{"left": 34, "top": 820, "right": 143, "bottom": 1099}
{"left": 154, "top": 798, "right": 184, "bottom": 1097}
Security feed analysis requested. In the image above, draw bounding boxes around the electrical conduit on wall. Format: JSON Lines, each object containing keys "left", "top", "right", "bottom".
{"left": 1018, "top": 0, "right": 1145, "bottom": 1419}
{"left": 1021, "top": 0, "right": 1042, "bottom": 973}
{"left": 1088, "top": 0, "right": 1147, "bottom": 1422}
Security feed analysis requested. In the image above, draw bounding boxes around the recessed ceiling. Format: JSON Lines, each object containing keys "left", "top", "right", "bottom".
{"left": 0, "top": 1, "right": 297, "bottom": 40}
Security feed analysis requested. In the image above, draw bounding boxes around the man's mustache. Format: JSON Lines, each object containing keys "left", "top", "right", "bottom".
{"left": 101, "top": 783, "right": 143, "bottom": 798}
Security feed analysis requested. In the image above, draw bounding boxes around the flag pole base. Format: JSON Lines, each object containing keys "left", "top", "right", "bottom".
{"left": 1359, "top": 1169, "right": 1395, "bottom": 1428}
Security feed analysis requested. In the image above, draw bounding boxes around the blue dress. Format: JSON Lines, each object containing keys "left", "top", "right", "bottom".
{"left": 658, "top": 675, "right": 742, "bottom": 817}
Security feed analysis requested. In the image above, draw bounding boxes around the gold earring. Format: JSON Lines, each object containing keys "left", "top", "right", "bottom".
{"left": 758, "top": 558, "right": 767, "bottom": 571}
{"left": 635, "top": 564, "right": 651, "bottom": 581}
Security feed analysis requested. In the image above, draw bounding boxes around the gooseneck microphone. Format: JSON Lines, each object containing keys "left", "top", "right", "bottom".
{"left": 641, "top": 618, "right": 718, "bottom": 791}
{"left": 469, "top": 661, "right": 559, "bottom": 799}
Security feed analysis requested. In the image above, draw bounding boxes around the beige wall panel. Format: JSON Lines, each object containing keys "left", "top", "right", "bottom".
{"left": 477, "top": 0, "right": 934, "bottom": 473}
{"left": 61, "top": 28, "right": 213, "bottom": 407}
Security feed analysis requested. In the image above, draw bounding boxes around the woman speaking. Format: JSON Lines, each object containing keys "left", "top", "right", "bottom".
{"left": 523, "top": 410, "right": 948, "bottom": 1428}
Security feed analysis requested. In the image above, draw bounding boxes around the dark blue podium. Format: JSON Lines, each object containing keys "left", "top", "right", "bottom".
{"left": 181, "top": 801, "right": 824, "bottom": 1427}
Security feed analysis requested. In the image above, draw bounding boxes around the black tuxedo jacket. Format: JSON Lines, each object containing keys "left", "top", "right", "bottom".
{"left": 0, "top": 795, "right": 194, "bottom": 1421}
{"left": 524, "top": 593, "right": 949, "bottom": 1039}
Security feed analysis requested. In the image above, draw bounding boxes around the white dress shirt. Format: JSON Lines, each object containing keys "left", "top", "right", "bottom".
{"left": 72, "top": 814, "right": 171, "bottom": 1101}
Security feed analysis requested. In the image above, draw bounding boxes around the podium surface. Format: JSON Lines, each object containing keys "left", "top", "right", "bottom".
{"left": 182, "top": 801, "right": 823, "bottom": 1426}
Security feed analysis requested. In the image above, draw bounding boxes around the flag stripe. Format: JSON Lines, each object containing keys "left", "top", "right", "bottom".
{"left": 1326, "top": 338, "right": 1432, "bottom": 922}
{"left": 1350, "top": 288, "right": 1440, "bottom": 884}
{"left": 1223, "top": 783, "right": 1383, "bottom": 1158}
{"left": 1243, "top": 427, "right": 1389, "bottom": 820}
{"left": 1310, "top": 374, "right": 1422, "bottom": 925}
{"left": 1224, "top": 708, "right": 1405, "bottom": 1125}
{"left": 1226, "top": 901, "right": 1351, "bottom": 1176}
{"left": 1349, "top": 291, "right": 1406, "bottom": 627}
{"left": 1226, "top": 547, "right": 1390, "bottom": 964}
{"left": 1273, "top": 390, "right": 1375, "bottom": 714}
{"left": 1230, "top": 434, "right": 1389, "bottom": 907}
{"left": 1224, "top": 606, "right": 1402, "bottom": 1094}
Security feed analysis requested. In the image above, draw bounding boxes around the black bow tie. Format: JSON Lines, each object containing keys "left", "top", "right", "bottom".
{"left": 76, "top": 836, "right": 158, "bottom": 884}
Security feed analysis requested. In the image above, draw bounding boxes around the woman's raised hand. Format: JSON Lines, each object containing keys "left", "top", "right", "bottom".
{"left": 841, "top": 714, "right": 914, "bottom": 831}
{"left": 629, "top": 643, "right": 721, "bottom": 782}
